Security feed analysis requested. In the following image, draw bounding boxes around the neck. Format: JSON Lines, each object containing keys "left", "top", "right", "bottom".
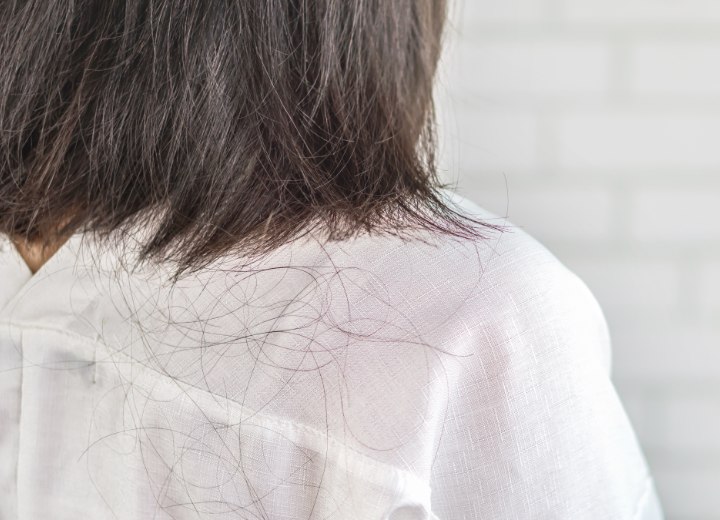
{"left": 11, "top": 236, "right": 70, "bottom": 274}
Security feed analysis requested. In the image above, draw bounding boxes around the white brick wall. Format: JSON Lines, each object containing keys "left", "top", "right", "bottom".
{"left": 653, "top": 467, "right": 720, "bottom": 519}
{"left": 447, "top": 109, "right": 540, "bottom": 171}
{"left": 629, "top": 43, "right": 720, "bottom": 96}
{"left": 630, "top": 190, "right": 720, "bottom": 244}
{"left": 609, "top": 322, "right": 720, "bottom": 382}
{"left": 437, "top": 1, "right": 720, "bottom": 518}
{"left": 451, "top": 41, "right": 612, "bottom": 96}
{"left": 658, "top": 394, "right": 720, "bottom": 454}
{"left": 450, "top": 0, "right": 545, "bottom": 25}
{"left": 699, "top": 263, "right": 720, "bottom": 320}
{"left": 561, "top": 0, "right": 720, "bottom": 25}
{"left": 557, "top": 112, "right": 720, "bottom": 172}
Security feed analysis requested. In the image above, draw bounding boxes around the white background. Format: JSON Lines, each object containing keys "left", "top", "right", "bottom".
{"left": 436, "top": 1, "right": 720, "bottom": 518}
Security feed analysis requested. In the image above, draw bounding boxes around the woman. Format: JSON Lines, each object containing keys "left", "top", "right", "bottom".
{"left": 0, "top": 1, "right": 663, "bottom": 519}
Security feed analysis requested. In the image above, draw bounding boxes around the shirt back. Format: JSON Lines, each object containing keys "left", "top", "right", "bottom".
{"left": 0, "top": 189, "right": 664, "bottom": 519}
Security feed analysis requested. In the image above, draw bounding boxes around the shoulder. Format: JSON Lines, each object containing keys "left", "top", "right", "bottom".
{"left": 321, "top": 188, "right": 611, "bottom": 374}
{"left": 436, "top": 187, "right": 595, "bottom": 305}
{"left": 424, "top": 192, "right": 657, "bottom": 519}
{"left": 441, "top": 188, "right": 612, "bottom": 372}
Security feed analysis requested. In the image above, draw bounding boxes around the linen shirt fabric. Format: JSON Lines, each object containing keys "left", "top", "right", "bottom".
{"left": 0, "top": 189, "right": 663, "bottom": 519}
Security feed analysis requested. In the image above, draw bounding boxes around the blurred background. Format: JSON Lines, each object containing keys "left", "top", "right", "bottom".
{"left": 435, "top": 1, "right": 720, "bottom": 519}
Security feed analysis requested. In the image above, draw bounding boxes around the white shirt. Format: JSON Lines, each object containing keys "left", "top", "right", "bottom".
{"left": 0, "top": 189, "right": 663, "bottom": 519}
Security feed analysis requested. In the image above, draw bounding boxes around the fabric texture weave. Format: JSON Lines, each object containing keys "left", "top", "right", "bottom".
{"left": 0, "top": 189, "right": 664, "bottom": 519}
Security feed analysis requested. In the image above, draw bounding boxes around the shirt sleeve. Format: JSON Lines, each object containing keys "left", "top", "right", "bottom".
{"left": 427, "top": 254, "right": 664, "bottom": 519}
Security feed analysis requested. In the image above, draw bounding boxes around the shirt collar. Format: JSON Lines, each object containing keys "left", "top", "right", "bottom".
{"left": 0, "top": 234, "right": 33, "bottom": 311}
{"left": 0, "top": 231, "right": 94, "bottom": 319}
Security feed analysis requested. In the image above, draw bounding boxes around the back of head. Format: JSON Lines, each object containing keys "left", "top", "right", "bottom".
{"left": 0, "top": 0, "right": 500, "bottom": 280}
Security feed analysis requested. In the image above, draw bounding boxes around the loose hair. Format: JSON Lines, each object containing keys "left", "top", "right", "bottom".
{"left": 0, "top": 0, "right": 502, "bottom": 280}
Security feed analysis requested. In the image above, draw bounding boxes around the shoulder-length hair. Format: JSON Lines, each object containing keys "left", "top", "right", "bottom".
{"left": 0, "top": 0, "right": 501, "bottom": 279}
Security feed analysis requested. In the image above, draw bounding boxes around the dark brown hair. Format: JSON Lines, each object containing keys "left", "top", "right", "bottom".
{"left": 0, "top": 0, "right": 501, "bottom": 279}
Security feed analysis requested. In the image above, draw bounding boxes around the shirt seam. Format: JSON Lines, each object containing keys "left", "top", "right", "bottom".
{"left": 13, "top": 327, "right": 25, "bottom": 516}
{"left": 0, "top": 318, "right": 432, "bottom": 497}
